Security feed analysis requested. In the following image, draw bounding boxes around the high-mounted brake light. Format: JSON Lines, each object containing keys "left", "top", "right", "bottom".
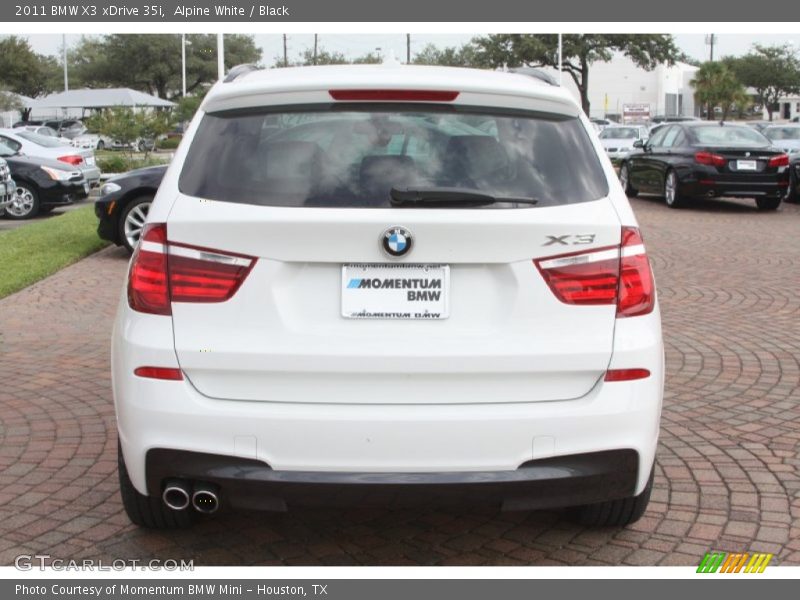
{"left": 127, "top": 223, "right": 256, "bottom": 316}
{"left": 57, "top": 155, "right": 84, "bottom": 166}
{"left": 768, "top": 154, "right": 789, "bottom": 168}
{"left": 534, "top": 226, "right": 655, "bottom": 318}
{"left": 694, "top": 151, "right": 726, "bottom": 167}
{"left": 328, "top": 89, "right": 460, "bottom": 102}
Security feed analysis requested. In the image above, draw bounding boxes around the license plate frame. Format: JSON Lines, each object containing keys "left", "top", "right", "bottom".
{"left": 737, "top": 159, "right": 757, "bottom": 171}
{"left": 341, "top": 263, "right": 450, "bottom": 320}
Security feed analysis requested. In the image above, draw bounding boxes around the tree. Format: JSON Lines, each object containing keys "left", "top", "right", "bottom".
{"left": 472, "top": 34, "right": 680, "bottom": 114}
{"left": 411, "top": 44, "right": 485, "bottom": 67}
{"left": 276, "top": 47, "right": 349, "bottom": 67}
{"left": 85, "top": 107, "right": 140, "bottom": 159}
{"left": 0, "top": 36, "right": 61, "bottom": 107}
{"left": 691, "top": 62, "right": 748, "bottom": 121}
{"left": 70, "top": 34, "right": 262, "bottom": 100}
{"left": 0, "top": 91, "right": 23, "bottom": 113}
{"left": 726, "top": 44, "right": 800, "bottom": 121}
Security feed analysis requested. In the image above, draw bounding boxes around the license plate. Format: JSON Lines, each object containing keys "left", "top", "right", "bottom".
{"left": 342, "top": 264, "right": 450, "bottom": 320}
{"left": 737, "top": 159, "right": 757, "bottom": 171}
{"left": 4, "top": 182, "right": 14, "bottom": 195}
{"left": 85, "top": 156, "right": 95, "bottom": 166}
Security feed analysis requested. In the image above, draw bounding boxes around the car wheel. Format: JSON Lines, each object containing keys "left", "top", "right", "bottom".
{"left": 618, "top": 163, "right": 638, "bottom": 197}
{"left": 118, "top": 442, "right": 194, "bottom": 529}
{"left": 97, "top": 140, "right": 105, "bottom": 151}
{"left": 664, "top": 170, "right": 683, "bottom": 209}
{"left": 755, "top": 197, "right": 781, "bottom": 211}
{"left": 119, "top": 196, "right": 153, "bottom": 253}
{"left": 4, "top": 183, "right": 40, "bottom": 219}
{"left": 571, "top": 466, "right": 654, "bottom": 527}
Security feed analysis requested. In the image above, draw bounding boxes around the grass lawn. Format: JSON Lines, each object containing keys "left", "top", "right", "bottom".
{"left": 0, "top": 206, "right": 110, "bottom": 299}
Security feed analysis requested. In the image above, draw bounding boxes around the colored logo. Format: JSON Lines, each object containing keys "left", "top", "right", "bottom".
{"left": 381, "top": 226, "right": 413, "bottom": 258}
{"left": 697, "top": 551, "right": 773, "bottom": 573}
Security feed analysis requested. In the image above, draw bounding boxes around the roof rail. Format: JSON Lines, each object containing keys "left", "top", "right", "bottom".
{"left": 510, "top": 67, "right": 558, "bottom": 86}
{"left": 223, "top": 64, "right": 263, "bottom": 83}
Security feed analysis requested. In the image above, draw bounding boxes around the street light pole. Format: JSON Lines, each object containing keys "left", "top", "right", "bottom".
{"left": 181, "top": 34, "right": 187, "bottom": 96}
{"left": 62, "top": 34, "right": 68, "bottom": 92}
{"left": 557, "top": 33, "right": 563, "bottom": 86}
{"left": 407, "top": 34, "right": 411, "bottom": 63}
{"left": 217, "top": 33, "right": 224, "bottom": 80}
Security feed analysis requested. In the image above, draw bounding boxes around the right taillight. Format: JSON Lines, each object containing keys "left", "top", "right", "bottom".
{"left": 127, "top": 223, "right": 256, "bottom": 316}
{"left": 535, "top": 226, "right": 655, "bottom": 318}
{"left": 768, "top": 154, "right": 789, "bottom": 168}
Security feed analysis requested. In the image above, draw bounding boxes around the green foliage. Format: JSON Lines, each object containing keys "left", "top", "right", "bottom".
{"left": 96, "top": 153, "right": 170, "bottom": 174}
{"left": 411, "top": 44, "right": 485, "bottom": 67}
{"left": 0, "top": 36, "right": 61, "bottom": 100}
{"left": 725, "top": 44, "right": 800, "bottom": 121}
{"left": 174, "top": 92, "right": 206, "bottom": 123}
{"left": 472, "top": 34, "right": 680, "bottom": 114}
{"left": 158, "top": 136, "right": 182, "bottom": 150}
{"left": 70, "top": 34, "right": 262, "bottom": 100}
{"left": 0, "top": 206, "right": 109, "bottom": 299}
{"left": 692, "top": 62, "right": 748, "bottom": 121}
{"left": 86, "top": 107, "right": 139, "bottom": 152}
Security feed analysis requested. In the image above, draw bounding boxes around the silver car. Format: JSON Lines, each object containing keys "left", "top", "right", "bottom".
{"left": 1, "top": 129, "right": 101, "bottom": 187}
{"left": 599, "top": 125, "right": 650, "bottom": 163}
{"left": 763, "top": 124, "right": 800, "bottom": 157}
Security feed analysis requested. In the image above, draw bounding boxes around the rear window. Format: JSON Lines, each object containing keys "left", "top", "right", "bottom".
{"left": 600, "top": 127, "right": 640, "bottom": 139}
{"left": 691, "top": 126, "right": 770, "bottom": 147}
{"left": 179, "top": 105, "right": 609, "bottom": 208}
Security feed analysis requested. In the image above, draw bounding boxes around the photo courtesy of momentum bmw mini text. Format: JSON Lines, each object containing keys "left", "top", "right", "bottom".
{"left": 0, "top": 0, "right": 798, "bottom": 597}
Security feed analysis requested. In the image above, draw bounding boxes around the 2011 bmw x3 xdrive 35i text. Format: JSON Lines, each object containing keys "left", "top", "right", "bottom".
{"left": 112, "top": 64, "right": 664, "bottom": 529}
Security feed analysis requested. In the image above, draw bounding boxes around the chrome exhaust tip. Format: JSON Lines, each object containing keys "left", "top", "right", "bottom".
{"left": 162, "top": 480, "right": 191, "bottom": 511}
{"left": 192, "top": 482, "right": 220, "bottom": 514}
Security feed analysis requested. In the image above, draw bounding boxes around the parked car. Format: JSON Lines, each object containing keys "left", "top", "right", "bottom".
{"left": 0, "top": 129, "right": 101, "bottom": 187}
{"left": 95, "top": 164, "right": 167, "bottom": 252}
{"left": 599, "top": 125, "right": 649, "bottom": 164}
{"left": 113, "top": 64, "right": 663, "bottom": 530}
{"left": 42, "top": 119, "right": 88, "bottom": 140}
{"left": 618, "top": 121, "right": 790, "bottom": 210}
{"left": 762, "top": 124, "right": 800, "bottom": 156}
{"left": 786, "top": 156, "right": 800, "bottom": 203}
{"left": 0, "top": 157, "right": 15, "bottom": 215}
{"left": 71, "top": 132, "right": 112, "bottom": 151}
{"left": 0, "top": 140, "right": 88, "bottom": 219}
{"left": 20, "top": 125, "right": 72, "bottom": 145}
{"left": 745, "top": 120, "right": 773, "bottom": 133}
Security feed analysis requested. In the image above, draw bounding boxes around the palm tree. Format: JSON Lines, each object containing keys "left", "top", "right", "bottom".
{"left": 692, "top": 62, "right": 747, "bottom": 121}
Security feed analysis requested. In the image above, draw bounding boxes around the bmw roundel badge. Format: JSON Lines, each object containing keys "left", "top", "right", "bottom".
{"left": 381, "top": 226, "right": 413, "bottom": 258}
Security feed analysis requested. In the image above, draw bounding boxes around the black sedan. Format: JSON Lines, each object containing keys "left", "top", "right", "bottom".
{"left": 618, "top": 122, "right": 790, "bottom": 210}
{"left": 95, "top": 165, "right": 167, "bottom": 252}
{"left": 0, "top": 140, "right": 89, "bottom": 219}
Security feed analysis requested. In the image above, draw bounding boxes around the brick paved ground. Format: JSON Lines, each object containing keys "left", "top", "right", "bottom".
{"left": 1, "top": 195, "right": 798, "bottom": 566}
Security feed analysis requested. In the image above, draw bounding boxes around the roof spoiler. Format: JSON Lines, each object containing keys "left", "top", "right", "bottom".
{"left": 223, "top": 64, "right": 263, "bottom": 83}
{"left": 509, "top": 67, "right": 558, "bottom": 86}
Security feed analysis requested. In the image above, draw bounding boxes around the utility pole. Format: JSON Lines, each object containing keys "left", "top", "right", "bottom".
{"left": 62, "top": 34, "right": 68, "bottom": 92}
{"left": 705, "top": 34, "right": 716, "bottom": 62}
{"left": 557, "top": 33, "right": 563, "bottom": 86}
{"left": 313, "top": 34, "right": 318, "bottom": 65}
{"left": 406, "top": 34, "right": 411, "bottom": 63}
{"left": 283, "top": 34, "right": 288, "bottom": 67}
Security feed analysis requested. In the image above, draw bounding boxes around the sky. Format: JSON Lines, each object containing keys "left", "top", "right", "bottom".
{"left": 14, "top": 33, "right": 800, "bottom": 66}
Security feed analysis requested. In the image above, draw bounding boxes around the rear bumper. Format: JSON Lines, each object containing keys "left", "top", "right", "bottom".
{"left": 144, "top": 448, "right": 640, "bottom": 511}
{"left": 681, "top": 169, "right": 789, "bottom": 198}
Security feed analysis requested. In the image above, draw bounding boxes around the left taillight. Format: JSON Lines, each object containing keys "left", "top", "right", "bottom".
{"left": 127, "top": 223, "right": 256, "bottom": 316}
{"left": 534, "top": 226, "right": 655, "bottom": 318}
{"left": 57, "top": 155, "right": 84, "bottom": 166}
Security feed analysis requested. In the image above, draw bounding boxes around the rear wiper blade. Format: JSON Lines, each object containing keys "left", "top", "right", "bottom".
{"left": 389, "top": 187, "right": 538, "bottom": 207}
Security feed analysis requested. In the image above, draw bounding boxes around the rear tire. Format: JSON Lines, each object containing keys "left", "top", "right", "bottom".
{"left": 118, "top": 443, "right": 194, "bottom": 529}
{"left": 755, "top": 197, "right": 781, "bottom": 211}
{"left": 571, "top": 466, "right": 654, "bottom": 527}
{"left": 619, "top": 163, "right": 638, "bottom": 197}
{"left": 664, "top": 170, "right": 683, "bottom": 209}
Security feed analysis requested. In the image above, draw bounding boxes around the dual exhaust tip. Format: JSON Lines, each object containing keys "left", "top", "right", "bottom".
{"left": 162, "top": 480, "right": 219, "bottom": 514}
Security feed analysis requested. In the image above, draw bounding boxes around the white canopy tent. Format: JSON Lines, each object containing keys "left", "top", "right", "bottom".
{"left": 26, "top": 88, "right": 175, "bottom": 120}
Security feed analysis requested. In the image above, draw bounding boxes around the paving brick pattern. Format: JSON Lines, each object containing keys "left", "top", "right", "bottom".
{"left": 1, "top": 196, "right": 798, "bottom": 566}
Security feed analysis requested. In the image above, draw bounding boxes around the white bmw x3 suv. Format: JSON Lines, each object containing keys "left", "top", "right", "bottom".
{"left": 112, "top": 64, "right": 664, "bottom": 529}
